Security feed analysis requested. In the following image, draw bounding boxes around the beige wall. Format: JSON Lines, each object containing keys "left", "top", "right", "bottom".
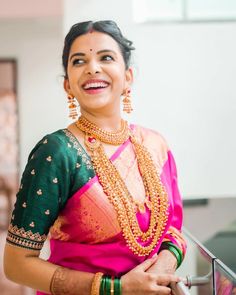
{"left": 0, "top": 19, "right": 66, "bottom": 172}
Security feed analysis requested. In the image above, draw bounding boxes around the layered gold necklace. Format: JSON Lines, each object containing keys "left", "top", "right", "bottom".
{"left": 75, "top": 116, "right": 169, "bottom": 256}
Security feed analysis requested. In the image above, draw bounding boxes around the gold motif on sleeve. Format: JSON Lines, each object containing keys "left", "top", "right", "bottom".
{"left": 37, "top": 189, "right": 43, "bottom": 195}
{"left": 46, "top": 156, "right": 52, "bottom": 162}
{"left": 7, "top": 224, "right": 47, "bottom": 250}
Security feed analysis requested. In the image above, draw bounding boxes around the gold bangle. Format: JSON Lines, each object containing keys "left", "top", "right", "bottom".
{"left": 91, "top": 272, "right": 104, "bottom": 295}
{"left": 111, "top": 276, "right": 115, "bottom": 295}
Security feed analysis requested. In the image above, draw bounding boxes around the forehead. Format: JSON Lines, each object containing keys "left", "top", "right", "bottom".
{"left": 69, "top": 31, "right": 122, "bottom": 55}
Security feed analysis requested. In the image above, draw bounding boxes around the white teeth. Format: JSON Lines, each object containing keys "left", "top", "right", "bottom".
{"left": 83, "top": 81, "right": 108, "bottom": 89}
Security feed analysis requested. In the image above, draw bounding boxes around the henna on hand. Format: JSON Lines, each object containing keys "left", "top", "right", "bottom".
{"left": 50, "top": 267, "right": 79, "bottom": 295}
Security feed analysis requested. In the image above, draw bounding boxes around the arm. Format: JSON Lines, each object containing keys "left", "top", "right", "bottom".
{"left": 4, "top": 244, "right": 94, "bottom": 294}
{"left": 3, "top": 133, "right": 85, "bottom": 293}
{"left": 4, "top": 245, "right": 180, "bottom": 295}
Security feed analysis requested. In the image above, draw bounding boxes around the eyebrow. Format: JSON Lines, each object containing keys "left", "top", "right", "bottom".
{"left": 69, "top": 49, "right": 117, "bottom": 61}
{"left": 69, "top": 52, "right": 85, "bottom": 61}
{"left": 97, "top": 49, "right": 117, "bottom": 55}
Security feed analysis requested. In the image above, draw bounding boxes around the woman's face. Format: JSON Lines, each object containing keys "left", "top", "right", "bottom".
{"left": 64, "top": 31, "right": 133, "bottom": 115}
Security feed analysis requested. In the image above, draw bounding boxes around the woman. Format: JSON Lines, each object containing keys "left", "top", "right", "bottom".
{"left": 4, "top": 20, "right": 186, "bottom": 295}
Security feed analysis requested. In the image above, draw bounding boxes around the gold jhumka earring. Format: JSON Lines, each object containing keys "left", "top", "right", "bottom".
{"left": 122, "top": 89, "right": 133, "bottom": 114}
{"left": 67, "top": 94, "right": 78, "bottom": 120}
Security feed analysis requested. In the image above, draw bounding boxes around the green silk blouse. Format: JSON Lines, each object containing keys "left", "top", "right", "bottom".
{"left": 7, "top": 129, "right": 95, "bottom": 250}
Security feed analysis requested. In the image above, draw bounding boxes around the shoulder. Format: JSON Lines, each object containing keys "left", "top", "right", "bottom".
{"left": 131, "top": 124, "right": 169, "bottom": 151}
{"left": 27, "top": 129, "right": 77, "bottom": 164}
{"left": 131, "top": 124, "right": 170, "bottom": 170}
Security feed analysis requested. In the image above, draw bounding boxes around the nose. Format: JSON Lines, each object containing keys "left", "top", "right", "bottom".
{"left": 85, "top": 60, "right": 101, "bottom": 75}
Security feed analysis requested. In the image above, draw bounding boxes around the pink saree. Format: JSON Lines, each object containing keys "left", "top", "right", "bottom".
{"left": 37, "top": 125, "right": 186, "bottom": 294}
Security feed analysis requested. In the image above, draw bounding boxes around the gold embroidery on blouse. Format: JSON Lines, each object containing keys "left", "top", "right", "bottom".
{"left": 31, "top": 169, "right": 35, "bottom": 175}
{"left": 76, "top": 163, "right": 81, "bottom": 168}
{"left": 29, "top": 222, "right": 35, "bottom": 227}
{"left": 7, "top": 224, "right": 47, "bottom": 250}
{"left": 46, "top": 156, "right": 52, "bottom": 162}
{"left": 43, "top": 139, "right": 48, "bottom": 144}
{"left": 45, "top": 209, "right": 50, "bottom": 215}
{"left": 63, "top": 129, "right": 93, "bottom": 170}
{"left": 53, "top": 178, "right": 58, "bottom": 183}
{"left": 37, "top": 189, "right": 42, "bottom": 195}
{"left": 22, "top": 202, "right": 27, "bottom": 208}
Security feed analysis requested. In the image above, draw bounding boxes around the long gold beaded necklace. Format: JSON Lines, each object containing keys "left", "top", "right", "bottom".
{"left": 75, "top": 116, "right": 169, "bottom": 256}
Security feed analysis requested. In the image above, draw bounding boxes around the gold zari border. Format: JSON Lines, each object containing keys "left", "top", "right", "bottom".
{"left": 6, "top": 224, "right": 47, "bottom": 250}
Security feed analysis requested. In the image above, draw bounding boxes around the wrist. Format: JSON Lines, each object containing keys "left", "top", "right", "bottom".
{"left": 159, "top": 242, "right": 183, "bottom": 268}
{"left": 99, "top": 274, "right": 122, "bottom": 295}
{"left": 158, "top": 249, "right": 177, "bottom": 270}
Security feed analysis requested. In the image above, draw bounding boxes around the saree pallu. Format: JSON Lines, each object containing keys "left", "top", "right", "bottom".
{"left": 48, "top": 125, "right": 185, "bottom": 276}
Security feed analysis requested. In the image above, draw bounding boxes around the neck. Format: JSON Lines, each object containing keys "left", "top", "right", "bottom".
{"left": 80, "top": 110, "right": 123, "bottom": 132}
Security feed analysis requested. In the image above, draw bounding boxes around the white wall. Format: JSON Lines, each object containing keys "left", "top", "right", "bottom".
{"left": 63, "top": 0, "right": 236, "bottom": 199}
{"left": 0, "top": 18, "right": 66, "bottom": 172}
{"left": 1, "top": 1, "right": 235, "bottom": 199}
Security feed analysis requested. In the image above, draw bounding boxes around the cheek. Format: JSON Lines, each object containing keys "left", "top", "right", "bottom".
{"left": 111, "top": 68, "right": 127, "bottom": 86}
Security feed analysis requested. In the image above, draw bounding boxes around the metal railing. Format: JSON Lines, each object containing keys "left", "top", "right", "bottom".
{"left": 173, "top": 228, "right": 236, "bottom": 294}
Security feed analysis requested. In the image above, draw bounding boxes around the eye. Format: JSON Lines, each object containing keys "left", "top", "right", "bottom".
{"left": 101, "top": 55, "right": 114, "bottom": 62}
{"left": 72, "top": 58, "right": 85, "bottom": 66}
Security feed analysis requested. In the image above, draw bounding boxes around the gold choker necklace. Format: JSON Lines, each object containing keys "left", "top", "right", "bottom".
{"left": 75, "top": 116, "right": 169, "bottom": 256}
{"left": 76, "top": 116, "right": 129, "bottom": 145}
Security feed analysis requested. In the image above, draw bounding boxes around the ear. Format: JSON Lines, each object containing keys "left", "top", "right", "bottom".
{"left": 124, "top": 67, "right": 133, "bottom": 89}
{"left": 64, "top": 78, "right": 71, "bottom": 95}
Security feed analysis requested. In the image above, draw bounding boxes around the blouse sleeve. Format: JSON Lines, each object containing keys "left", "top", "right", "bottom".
{"left": 6, "top": 133, "right": 74, "bottom": 251}
{"left": 160, "top": 151, "right": 187, "bottom": 266}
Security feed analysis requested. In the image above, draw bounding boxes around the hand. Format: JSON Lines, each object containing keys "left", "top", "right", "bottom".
{"left": 147, "top": 250, "right": 177, "bottom": 275}
{"left": 121, "top": 256, "right": 180, "bottom": 295}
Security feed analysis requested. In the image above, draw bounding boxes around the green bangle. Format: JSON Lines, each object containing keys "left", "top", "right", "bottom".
{"left": 114, "top": 277, "right": 121, "bottom": 295}
{"left": 160, "top": 242, "right": 183, "bottom": 268}
{"left": 100, "top": 275, "right": 105, "bottom": 295}
{"left": 168, "top": 245, "right": 182, "bottom": 268}
{"left": 105, "top": 276, "right": 111, "bottom": 295}
{"left": 165, "top": 242, "right": 183, "bottom": 265}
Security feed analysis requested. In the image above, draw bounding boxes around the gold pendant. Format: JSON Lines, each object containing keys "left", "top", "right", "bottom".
{"left": 145, "top": 198, "right": 152, "bottom": 210}
{"left": 137, "top": 203, "right": 146, "bottom": 214}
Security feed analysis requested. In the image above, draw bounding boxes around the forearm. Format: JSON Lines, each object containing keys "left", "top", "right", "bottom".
{"left": 4, "top": 245, "right": 94, "bottom": 294}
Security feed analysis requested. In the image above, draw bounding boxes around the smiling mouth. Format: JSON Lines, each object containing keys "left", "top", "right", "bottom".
{"left": 82, "top": 80, "right": 109, "bottom": 90}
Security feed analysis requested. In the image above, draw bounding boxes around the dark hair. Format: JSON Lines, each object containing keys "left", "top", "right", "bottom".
{"left": 62, "top": 20, "right": 135, "bottom": 78}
